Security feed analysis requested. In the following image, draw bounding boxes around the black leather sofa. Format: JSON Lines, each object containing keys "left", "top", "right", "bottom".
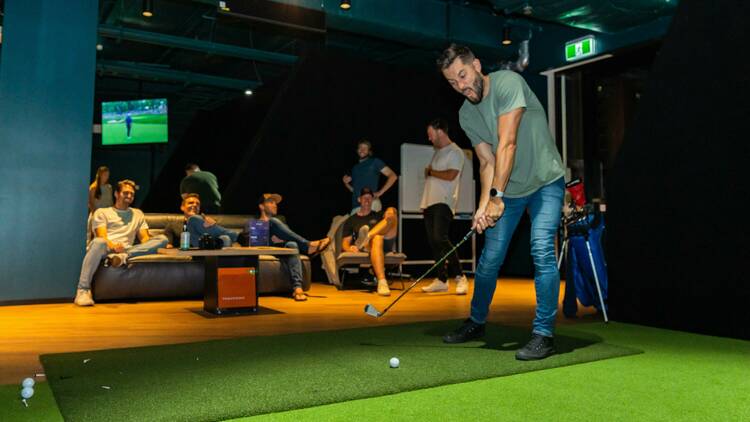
{"left": 91, "top": 214, "right": 311, "bottom": 301}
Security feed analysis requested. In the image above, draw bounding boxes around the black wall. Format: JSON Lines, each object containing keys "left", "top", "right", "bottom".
{"left": 608, "top": 0, "right": 750, "bottom": 339}
{"left": 141, "top": 50, "right": 543, "bottom": 281}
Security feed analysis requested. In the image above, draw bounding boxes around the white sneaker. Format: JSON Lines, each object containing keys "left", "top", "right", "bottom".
{"left": 108, "top": 253, "right": 128, "bottom": 268}
{"left": 74, "top": 289, "right": 94, "bottom": 307}
{"left": 377, "top": 279, "right": 391, "bottom": 296}
{"left": 354, "top": 225, "right": 370, "bottom": 251}
{"left": 455, "top": 275, "right": 469, "bottom": 295}
{"left": 421, "top": 278, "right": 449, "bottom": 293}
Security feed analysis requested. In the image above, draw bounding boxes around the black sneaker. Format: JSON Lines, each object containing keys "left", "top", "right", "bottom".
{"left": 515, "top": 334, "right": 555, "bottom": 360}
{"left": 443, "top": 319, "right": 485, "bottom": 344}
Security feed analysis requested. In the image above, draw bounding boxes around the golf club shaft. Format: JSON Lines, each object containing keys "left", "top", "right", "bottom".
{"left": 378, "top": 228, "right": 476, "bottom": 316}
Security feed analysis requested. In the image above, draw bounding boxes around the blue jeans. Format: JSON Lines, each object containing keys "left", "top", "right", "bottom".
{"left": 268, "top": 217, "right": 310, "bottom": 253}
{"left": 77, "top": 235, "right": 169, "bottom": 290}
{"left": 186, "top": 215, "right": 238, "bottom": 248}
{"left": 471, "top": 177, "right": 564, "bottom": 337}
{"left": 275, "top": 241, "right": 304, "bottom": 290}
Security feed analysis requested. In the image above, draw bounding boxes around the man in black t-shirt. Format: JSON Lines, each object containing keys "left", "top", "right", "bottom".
{"left": 341, "top": 187, "right": 399, "bottom": 296}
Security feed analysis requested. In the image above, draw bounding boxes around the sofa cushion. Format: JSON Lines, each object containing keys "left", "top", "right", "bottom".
{"left": 336, "top": 252, "right": 407, "bottom": 267}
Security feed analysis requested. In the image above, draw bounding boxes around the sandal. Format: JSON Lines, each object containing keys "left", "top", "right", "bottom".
{"left": 307, "top": 237, "right": 331, "bottom": 256}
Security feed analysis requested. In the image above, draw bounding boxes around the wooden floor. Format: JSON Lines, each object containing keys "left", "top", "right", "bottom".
{"left": 0, "top": 278, "right": 596, "bottom": 384}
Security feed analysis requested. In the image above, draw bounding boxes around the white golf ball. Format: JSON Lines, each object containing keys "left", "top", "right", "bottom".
{"left": 21, "top": 387, "right": 34, "bottom": 399}
{"left": 22, "top": 378, "right": 35, "bottom": 388}
{"left": 389, "top": 357, "right": 400, "bottom": 368}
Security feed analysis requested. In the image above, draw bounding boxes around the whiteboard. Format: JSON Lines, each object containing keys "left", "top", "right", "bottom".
{"left": 399, "top": 143, "right": 475, "bottom": 215}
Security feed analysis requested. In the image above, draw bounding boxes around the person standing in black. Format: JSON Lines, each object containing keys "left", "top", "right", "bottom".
{"left": 419, "top": 119, "right": 469, "bottom": 295}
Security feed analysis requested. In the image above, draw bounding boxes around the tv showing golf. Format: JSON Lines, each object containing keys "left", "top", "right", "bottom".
{"left": 101, "top": 98, "right": 168, "bottom": 145}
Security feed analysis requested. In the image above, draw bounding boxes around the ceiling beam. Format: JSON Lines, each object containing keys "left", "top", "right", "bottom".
{"left": 98, "top": 24, "right": 298, "bottom": 65}
{"left": 97, "top": 60, "right": 260, "bottom": 91}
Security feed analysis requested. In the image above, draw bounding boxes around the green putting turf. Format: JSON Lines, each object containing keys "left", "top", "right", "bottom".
{"left": 39, "top": 320, "right": 638, "bottom": 422}
{"left": 236, "top": 322, "right": 750, "bottom": 422}
{"left": 0, "top": 381, "right": 62, "bottom": 422}
{"left": 102, "top": 114, "right": 167, "bottom": 145}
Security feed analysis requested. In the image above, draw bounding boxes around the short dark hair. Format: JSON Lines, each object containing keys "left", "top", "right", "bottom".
{"left": 427, "top": 118, "right": 450, "bottom": 134}
{"left": 116, "top": 179, "right": 137, "bottom": 193}
{"left": 182, "top": 193, "right": 200, "bottom": 204}
{"left": 184, "top": 163, "right": 199, "bottom": 172}
{"left": 436, "top": 43, "right": 476, "bottom": 71}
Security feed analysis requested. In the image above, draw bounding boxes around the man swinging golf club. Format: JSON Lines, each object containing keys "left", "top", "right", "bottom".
{"left": 437, "top": 44, "right": 566, "bottom": 360}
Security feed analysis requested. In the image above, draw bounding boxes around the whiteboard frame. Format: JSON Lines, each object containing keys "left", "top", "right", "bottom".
{"left": 397, "top": 143, "right": 477, "bottom": 274}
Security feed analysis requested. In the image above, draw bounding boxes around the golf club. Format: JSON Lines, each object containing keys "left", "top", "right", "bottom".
{"left": 364, "top": 228, "right": 476, "bottom": 318}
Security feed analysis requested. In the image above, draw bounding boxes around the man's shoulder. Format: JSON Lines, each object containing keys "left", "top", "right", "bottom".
{"left": 198, "top": 171, "right": 218, "bottom": 180}
{"left": 490, "top": 70, "right": 526, "bottom": 90}
{"left": 93, "top": 207, "right": 112, "bottom": 218}
{"left": 448, "top": 142, "right": 463, "bottom": 152}
{"left": 130, "top": 208, "right": 146, "bottom": 218}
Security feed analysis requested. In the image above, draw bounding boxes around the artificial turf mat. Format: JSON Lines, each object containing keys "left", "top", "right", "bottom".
{"left": 40, "top": 320, "right": 640, "bottom": 422}
{"left": 236, "top": 322, "right": 750, "bottom": 422}
{"left": 0, "top": 382, "right": 63, "bottom": 422}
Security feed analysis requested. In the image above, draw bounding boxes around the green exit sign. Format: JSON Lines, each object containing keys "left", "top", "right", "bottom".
{"left": 565, "top": 36, "right": 596, "bottom": 61}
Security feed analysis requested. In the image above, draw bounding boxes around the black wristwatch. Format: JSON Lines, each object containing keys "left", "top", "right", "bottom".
{"left": 489, "top": 188, "right": 504, "bottom": 199}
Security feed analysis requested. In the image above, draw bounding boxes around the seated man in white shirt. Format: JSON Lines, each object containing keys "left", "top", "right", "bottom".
{"left": 74, "top": 180, "right": 168, "bottom": 306}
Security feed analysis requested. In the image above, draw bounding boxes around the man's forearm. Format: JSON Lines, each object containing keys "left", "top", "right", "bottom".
{"left": 478, "top": 160, "right": 494, "bottom": 209}
{"left": 492, "top": 141, "right": 517, "bottom": 192}
{"left": 428, "top": 169, "right": 459, "bottom": 181}
{"left": 378, "top": 174, "right": 398, "bottom": 195}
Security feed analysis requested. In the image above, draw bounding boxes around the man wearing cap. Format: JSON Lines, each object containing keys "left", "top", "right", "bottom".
{"left": 257, "top": 193, "right": 331, "bottom": 301}
{"left": 341, "top": 188, "right": 399, "bottom": 296}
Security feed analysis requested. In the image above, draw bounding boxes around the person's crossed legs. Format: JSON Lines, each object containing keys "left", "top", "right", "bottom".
{"left": 359, "top": 207, "right": 398, "bottom": 296}
{"left": 75, "top": 234, "right": 168, "bottom": 306}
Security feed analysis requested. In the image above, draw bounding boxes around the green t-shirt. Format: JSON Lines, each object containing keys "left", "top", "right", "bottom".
{"left": 180, "top": 171, "right": 222, "bottom": 211}
{"left": 459, "top": 70, "right": 564, "bottom": 198}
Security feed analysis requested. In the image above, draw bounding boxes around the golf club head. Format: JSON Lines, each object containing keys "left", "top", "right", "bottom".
{"left": 364, "top": 304, "right": 382, "bottom": 318}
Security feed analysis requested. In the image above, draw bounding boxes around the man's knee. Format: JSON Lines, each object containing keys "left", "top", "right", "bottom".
{"left": 369, "top": 235, "right": 384, "bottom": 252}
{"left": 187, "top": 215, "right": 204, "bottom": 230}
{"left": 285, "top": 241, "right": 299, "bottom": 251}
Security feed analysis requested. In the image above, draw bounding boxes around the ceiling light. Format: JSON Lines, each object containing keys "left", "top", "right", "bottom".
{"left": 218, "top": 1, "right": 230, "bottom": 12}
{"left": 244, "top": 89, "right": 253, "bottom": 96}
{"left": 340, "top": 0, "right": 351, "bottom": 10}
{"left": 142, "top": 0, "right": 154, "bottom": 17}
{"left": 502, "top": 27, "right": 512, "bottom": 46}
{"left": 522, "top": 3, "right": 533, "bottom": 15}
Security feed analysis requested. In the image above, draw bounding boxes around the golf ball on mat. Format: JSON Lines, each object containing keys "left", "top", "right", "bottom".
{"left": 22, "top": 377, "right": 35, "bottom": 388}
{"left": 389, "top": 357, "right": 400, "bottom": 368}
{"left": 21, "top": 387, "right": 34, "bottom": 399}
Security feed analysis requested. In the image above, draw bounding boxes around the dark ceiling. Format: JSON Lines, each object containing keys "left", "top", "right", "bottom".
{"left": 1, "top": 0, "right": 678, "bottom": 111}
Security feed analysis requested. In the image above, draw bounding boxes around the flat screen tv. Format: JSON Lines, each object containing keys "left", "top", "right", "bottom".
{"left": 101, "top": 98, "right": 168, "bottom": 145}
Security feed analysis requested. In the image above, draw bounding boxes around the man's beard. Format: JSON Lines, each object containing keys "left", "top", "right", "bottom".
{"left": 465, "top": 76, "right": 485, "bottom": 105}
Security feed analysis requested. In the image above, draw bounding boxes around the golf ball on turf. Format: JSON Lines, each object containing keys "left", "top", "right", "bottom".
{"left": 389, "top": 357, "right": 400, "bottom": 368}
{"left": 22, "top": 378, "right": 35, "bottom": 388}
{"left": 21, "top": 387, "right": 34, "bottom": 399}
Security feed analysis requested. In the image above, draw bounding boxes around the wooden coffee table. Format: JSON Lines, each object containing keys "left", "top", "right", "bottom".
{"left": 158, "top": 246, "right": 297, "bottom": 315}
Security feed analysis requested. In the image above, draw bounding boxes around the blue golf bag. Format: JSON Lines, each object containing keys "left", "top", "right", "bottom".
{"left": 562, "top": 211, "right": 609, "bottom": 318}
